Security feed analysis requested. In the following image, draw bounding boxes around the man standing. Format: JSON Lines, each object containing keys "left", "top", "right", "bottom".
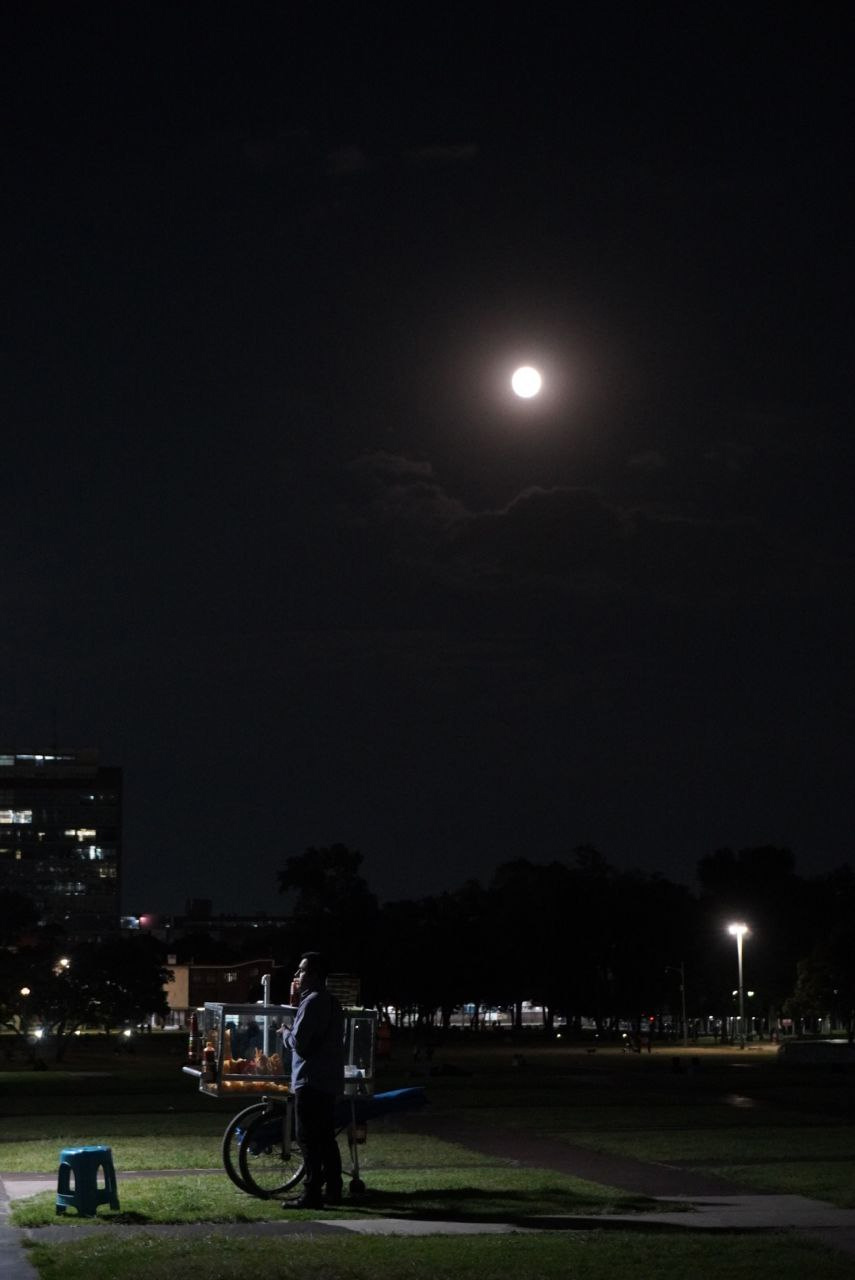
{"left": 282, "top": 951, "right": 345, "bottom": 1209}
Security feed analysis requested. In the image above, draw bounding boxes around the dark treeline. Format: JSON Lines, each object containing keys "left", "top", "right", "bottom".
{"left": 268, "top": 844, "right": 855, "bottom": 1041}
{"left": 5, "top": 844, "right": 852, "bottom": 1055}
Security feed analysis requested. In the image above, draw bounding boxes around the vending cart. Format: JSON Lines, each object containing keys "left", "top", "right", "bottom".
{"left": 184, "top": 1000, "right": 378, "bottom": 1197}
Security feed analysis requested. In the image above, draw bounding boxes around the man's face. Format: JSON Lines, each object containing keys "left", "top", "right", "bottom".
{"left": 292, "top": 957, "right": 312, "bottom": 995}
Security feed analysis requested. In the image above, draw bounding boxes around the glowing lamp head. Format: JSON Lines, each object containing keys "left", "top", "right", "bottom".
{"left": 728, "top": 923, "right": 749, "bottom": 938}
{"left": 511, "top": 365, "right": 542, "bottom": 398}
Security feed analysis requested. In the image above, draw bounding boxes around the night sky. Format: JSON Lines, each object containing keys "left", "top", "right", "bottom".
{"left": 5, "top": 7, "right": 853, "bottom": 914}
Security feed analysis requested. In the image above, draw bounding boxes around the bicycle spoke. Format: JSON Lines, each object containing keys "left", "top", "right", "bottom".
{"left": 238, "top": 1107, "right": 305, "bottom": 1198}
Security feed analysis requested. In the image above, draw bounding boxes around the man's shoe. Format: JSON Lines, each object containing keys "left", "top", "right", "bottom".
{"left": 281, "top": 1194, "right": 324, "bottom": 1210}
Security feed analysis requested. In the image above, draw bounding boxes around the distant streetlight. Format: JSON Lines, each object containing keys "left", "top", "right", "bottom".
{"left": 728, "top": 923, "right": 749, "bottom": 1048}
{"left": 19, "top": 986, "right": 31, "bottom": 997}
{"left": 666, "top": 962, "right": 689, "bottom": 1047}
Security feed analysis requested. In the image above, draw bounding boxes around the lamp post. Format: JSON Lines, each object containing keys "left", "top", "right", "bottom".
{"left": 728, "top": 923, "right": 749, "bottom": 1049}
{"left": 666, "top": 962, "right": 689, "bottom": 1047}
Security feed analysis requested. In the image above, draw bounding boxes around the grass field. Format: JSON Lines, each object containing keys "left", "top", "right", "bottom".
{"left": 418, "top": 1046, "right": 855, "bottom": 1207}
{"left": 13, "top": 1164, "right": 645, "bottom": 1227}
{"left": 3, "top": 1033, "right": 855, "bottom": 1278}
{"left": 0, "top": 1117, "right": 493, "bottom": 1174}
{"left": 23, "top": 1230, "right": 855, "bottom": 1280}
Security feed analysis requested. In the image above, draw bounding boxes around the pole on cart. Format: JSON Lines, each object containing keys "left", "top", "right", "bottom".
{"left": 261, "top": 973, "right": 271, "bottom": 1055}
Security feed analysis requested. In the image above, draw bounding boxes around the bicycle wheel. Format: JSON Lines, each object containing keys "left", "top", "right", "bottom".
{"left": 237, "top": 1104, "right": 306, "bottom": 1198}
{"left": 222, "top": 1102, "right": 269, "bottom": 1193}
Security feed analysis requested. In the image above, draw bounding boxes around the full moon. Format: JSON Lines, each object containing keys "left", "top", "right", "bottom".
{"left": 511, "top": 365, "right": 542, "bottom": 398}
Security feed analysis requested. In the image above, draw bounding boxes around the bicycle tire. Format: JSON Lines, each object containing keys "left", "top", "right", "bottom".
{"left": 237, "top": 1105, "right": 306, "bottom": 1198}
{"left": 221, "top": 1101, "right": 269, "bottom": 1193}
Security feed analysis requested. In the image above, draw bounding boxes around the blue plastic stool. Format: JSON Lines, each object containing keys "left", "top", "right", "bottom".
{"left": 56, "top": 1145, "right": 120, "bottom": 1216}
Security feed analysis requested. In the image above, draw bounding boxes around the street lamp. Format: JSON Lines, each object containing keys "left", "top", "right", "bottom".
{"left": 665, "top": 962, "right": 689, "bottom": 1047}
{"left": 728, "top": 923, "right": 749, "bottom": 1048}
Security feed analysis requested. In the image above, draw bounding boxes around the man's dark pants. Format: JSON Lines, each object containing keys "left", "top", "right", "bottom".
{"left": 295, "top": 1085, "right": 342, "bottom": 1202}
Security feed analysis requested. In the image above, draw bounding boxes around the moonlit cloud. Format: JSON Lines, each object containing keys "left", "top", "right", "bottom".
{"left": 346, "top": 452, "right": 468, "bottom": 534}
{"left": 345, "top": 457, "right": 784, "bottom": 611}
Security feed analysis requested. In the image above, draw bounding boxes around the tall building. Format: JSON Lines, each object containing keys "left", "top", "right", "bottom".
{"left": 0, "top": 749, "right": 121, "bottom": 940}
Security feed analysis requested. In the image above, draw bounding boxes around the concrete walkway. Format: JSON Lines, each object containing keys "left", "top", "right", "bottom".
{"left": 3, "top": 1129, "right": 855, "bottom": 1264}
{"left": 420, "top": 1116, "right": 855, "bottom": 1258}
{"left": 0, "top": 1177, "right": 40, "bottom": 1280}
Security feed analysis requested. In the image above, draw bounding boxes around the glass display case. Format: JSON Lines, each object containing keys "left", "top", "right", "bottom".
{"left": 192, "top": 1003, "right": 378, "bottom": 1099}
{"left": 198, "top": 1002, "right": 296, "bottom": 1098}
{"left": 343, "top": 1010, "right": 377, "bottom": 1096}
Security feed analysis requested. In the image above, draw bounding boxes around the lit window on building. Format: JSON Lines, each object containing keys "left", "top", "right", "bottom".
{"left": 0, "top": 809, "right": 33, "bottom": 824}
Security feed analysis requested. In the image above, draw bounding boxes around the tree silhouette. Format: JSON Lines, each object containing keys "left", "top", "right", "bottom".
{"left": 800, "top": 867, "right": 855, "bottom": 1041}
{"left": 277, "top": 844, "right": 378, "bottom": 974}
